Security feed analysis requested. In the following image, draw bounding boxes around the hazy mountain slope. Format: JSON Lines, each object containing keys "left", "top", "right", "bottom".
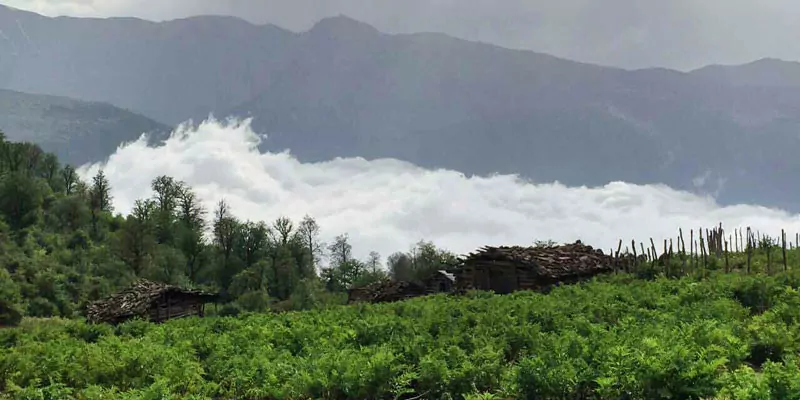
{"left": 0, "top": 4, "right": 295, "bottom": 124}
{"left": 4, "top": 6, "right": 800, "bottom": 209}
{"left": 690, "top": 58, "right": 800, "bottom": 87}
{"left": 230, "top": 17, "right": 800, "bottom": 210}
{"left": 0, "top": 89, "right": 169, "bottom": 166}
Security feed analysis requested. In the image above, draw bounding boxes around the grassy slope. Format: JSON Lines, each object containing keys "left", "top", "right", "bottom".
{"left": 4, "top": 263, "right": 800, "bottom": 399}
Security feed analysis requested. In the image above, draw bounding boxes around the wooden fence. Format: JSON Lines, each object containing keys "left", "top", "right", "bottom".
{"left": 609, "top": 224, "right": 795, "bottom": 277}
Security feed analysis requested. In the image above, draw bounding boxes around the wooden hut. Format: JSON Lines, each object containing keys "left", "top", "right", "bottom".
{"left": 422, "top": 270, "right": 456, "bottom": 294}
{"left": 453, "top": 241, "right": 614, "bottom": 294}
{"left": 86, "top": 280, "right": 219, "bottom": 324}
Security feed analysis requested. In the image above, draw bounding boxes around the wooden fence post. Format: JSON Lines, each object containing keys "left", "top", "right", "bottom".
{"left": 650, "top": 238, "right": 657, "bottom": 268}
{"left": 766, "top": 238, "right": 772, "bottom": 275}
{"left": 724, "top": 240, "right": 729, "bottom": 273}
{"left": 741, "top": 228, "right": 745, "bottom": 253}
{"left": 782, "top": 229, "right": 787, "bottom": 271}
{"left": 700, "top": 234, "right": 707, "bottom": 276}
{"left": 729, "top": 234, "right": 733, "bottom": 256}
{"left": 669, "top": 239, "right": 674, "bottom": 276}
{"left": 746, "top": 227, "right": 752, "bottom": 274}
{"left": 679, "top": 228, "right": 686, "bottom": 254}
{"left": 690, "top": 230, "right": 695, "bottom": 270}
{"left": 640, "top": 242, "right": 647, "bottom": 264}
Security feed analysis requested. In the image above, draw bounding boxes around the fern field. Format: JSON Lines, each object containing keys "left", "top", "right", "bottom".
{"left": 4, "top": 271, "right": 800, "bottom": 399}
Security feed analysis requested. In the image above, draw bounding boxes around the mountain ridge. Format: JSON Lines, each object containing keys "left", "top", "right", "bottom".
{"left": 4, "top": 5, "right": 800, "bottom": 210}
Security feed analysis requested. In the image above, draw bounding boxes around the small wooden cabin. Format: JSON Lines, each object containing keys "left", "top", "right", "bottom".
{"left": 86, "top": 280, "right": 219, "bottom": 324}
{"left": 453, "top": 241, "right": 614, "bottom": 294}
{"left": 423, "top": 270, "right": 456, "bottom": 294}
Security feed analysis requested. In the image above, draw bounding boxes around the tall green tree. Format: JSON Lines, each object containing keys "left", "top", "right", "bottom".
{"left": 150, "top": 175, "right": 183, "bottom": 245}
{"left": 117, "top": 199, "right": 157, "bottom": 275}
{"left": 213, "top": 199, "right": 242, "bottom": 291}
{"left": 297, "top": 215, "right": 324, "bottom": 273}
{"left": 0, "top": 171, "right": 47, "bottom": 233}
{"left": 61, "top": 165, "right": 78, "bottom": 195}
{"left": 175, "top": 184, "right": 207, "bottom": 282}
{"left": 89, "top": 169, "right": 113, "bottom": 240}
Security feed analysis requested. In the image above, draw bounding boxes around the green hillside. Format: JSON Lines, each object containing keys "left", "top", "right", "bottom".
{"left": 0, "top": 89, "right": 169, "bottom": 166}
{"left": 5, "top": 272, "right": 800, "bottom": 399}
{"left": 4, "top": 133, "right": 800, "bottom": 399}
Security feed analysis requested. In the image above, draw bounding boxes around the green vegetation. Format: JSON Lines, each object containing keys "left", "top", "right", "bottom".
{"left": 7, "top": 131, "right": 800, "bottom": 399}
{"left": 5, "top": 272, "right": 800, "bottom": 399}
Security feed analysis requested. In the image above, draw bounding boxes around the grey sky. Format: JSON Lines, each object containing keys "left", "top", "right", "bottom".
{"left": 4, "top": 0, "right": 800, "bottom": 70}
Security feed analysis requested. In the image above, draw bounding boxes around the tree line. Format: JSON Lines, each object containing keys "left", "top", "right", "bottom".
{"left": 0, "top": 131, "right": 457, "bottom": 324}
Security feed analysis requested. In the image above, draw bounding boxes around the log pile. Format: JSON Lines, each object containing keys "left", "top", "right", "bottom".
{"left": 86, "top": 279, "right": 218, "bottom": 324}
{"left": 460, "top": 240, "right": 615, "bottom": 281}
{"left": 347, "top": 279, "right": 430, "bottom": 304}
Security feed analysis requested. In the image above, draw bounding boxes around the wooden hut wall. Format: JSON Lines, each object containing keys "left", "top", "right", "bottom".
{"left": 147, "top": 293, "right": 207, "bottom": 322}
{"left": 424, "top": 274, "right": 454, "bottom": 294}
{"left": 456, "top": 262, "right": 566, "bottom": 293}
{"left": 487, "top": 266, "right": 516, "bottom": 294}
{"left": 455, "top": 261, "right": 519, "bottom": 293}
{"left": 515, "top": 267, "right": 543, "bottom": 290}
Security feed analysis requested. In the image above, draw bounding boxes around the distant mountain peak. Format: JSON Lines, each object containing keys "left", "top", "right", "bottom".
{"left": 689, "top": 56, "right": 800, "bottom": 87}
{"left": 748, "top": 57, "right": 798, "bottom": 66}
{"left": 307, "top": 15, "right": 380, "bottom": 37}
{"left": 169, "top": 14, "right": 255, "bottom": 26}
{"left": 692, "top": 57, "right": 800, "bottom": 73}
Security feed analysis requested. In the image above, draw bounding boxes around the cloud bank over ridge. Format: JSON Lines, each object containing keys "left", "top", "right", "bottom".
{"left": 77, "top": 118, "right": 800, "bottom": 263}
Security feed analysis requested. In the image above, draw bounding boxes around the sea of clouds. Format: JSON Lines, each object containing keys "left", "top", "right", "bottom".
{"left": 77, "top": 118, "right": 800, "bottom": 264}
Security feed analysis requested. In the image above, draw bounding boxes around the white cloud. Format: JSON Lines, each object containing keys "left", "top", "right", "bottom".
{"left": 77, "top": 118, "right": 800, "bottom": 264}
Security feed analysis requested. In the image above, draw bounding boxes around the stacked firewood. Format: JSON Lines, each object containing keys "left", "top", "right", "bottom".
{"left": 347, "top": 279, "right": 429, "bottom": 304}
{"left": 461, "top": 240, "right": 615, "bottom": 280}
{"left": 86, "top": 279, "right": 216, "bottom": 324}
{"left": 86, "top": 280, "right": 170, "bottom": 323}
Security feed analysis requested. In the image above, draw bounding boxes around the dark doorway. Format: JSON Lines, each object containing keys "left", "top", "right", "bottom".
{"left": 489, "top": 269, "right": 516, "bottom": 294}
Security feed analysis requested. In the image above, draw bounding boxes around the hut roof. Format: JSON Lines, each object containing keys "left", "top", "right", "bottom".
{"left": 460, "top": 240, "right": 614, "bottom": 280}
{"left": 86, "top": 279, "right": 218, "bottom": 324}
{"left": 435, "top": 270, "right": 455, "bottom": 282}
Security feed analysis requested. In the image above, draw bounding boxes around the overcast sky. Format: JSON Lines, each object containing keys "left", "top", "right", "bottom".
{"left": 3, "top": 0, "right": 800, "bottom": 70}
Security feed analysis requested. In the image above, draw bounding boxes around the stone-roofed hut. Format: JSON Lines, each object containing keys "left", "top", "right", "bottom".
{"left": 453, "top": 241, "right": 615, "bottom": 294}
{"left": 86, "top": 280, "right": 219, "bottom": 324}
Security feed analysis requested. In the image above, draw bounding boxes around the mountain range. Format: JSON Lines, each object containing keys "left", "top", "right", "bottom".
{"left": 2, "top": 4, "right": 800, "bottom": 210}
